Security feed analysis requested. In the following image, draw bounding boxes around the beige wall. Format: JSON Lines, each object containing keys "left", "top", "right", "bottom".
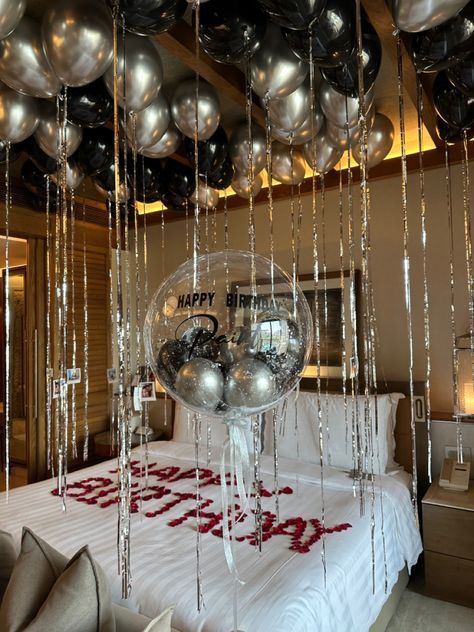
{"left": 138, "top": 161, "right": 473, "bottom": 414}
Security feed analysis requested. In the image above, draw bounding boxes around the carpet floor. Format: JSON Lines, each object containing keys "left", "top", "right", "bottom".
{"left": 386, "top": 590, "right": 474, "bottom": 631}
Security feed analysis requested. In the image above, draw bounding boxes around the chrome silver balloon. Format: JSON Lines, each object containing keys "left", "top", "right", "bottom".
{"left": 0, "top": 0, "right": 26, "bottom": 40}
{"left": 176, "top": 357, "right": 224, "bottom": 412}
{"left": 303, "top": 125, "right": 343, "bottom": 174}
{"left": 224, "top": 358, "right": 276, "bottom": 410}
{"left": 0, "top": 82, "right": 38, "bottom": 143}
{"left": 392, "top": 0, "right": 470, "bottom": 33}
{"left": 189, "top": 181, "right": 220, "bottom": 209}
{"left": 271, "top": 142, "right": 306, "bottom": 185}
{"left": 271, "top": 103, "right": 324, "bottom": 145}
{"left": 251, "top": 23, "right": 308, "bottom": 99}
{"left": 0, "top": 16, "right": 60, "bottom": 98}
{"left": 267, "top": 80, "right": 311, "bottom": 132}
{"left": 103, "top": 33, "right": 162, "bottom": 112}
{"left": 42, "top": 0, "right": 113, "bottom": 87}
{"left": 325, "top": 107, "right": 375, "bottom": 151}
{"left": 231, "top": 172, "right": 263, "bottom": 199}
{"left": 139, "top": 123, "right": 181, "bottom": 159}
{"left": 352, "top": 113, "right": 394, "bottom": 169}
{"left": 51, "top": 160, "right": 85, "bottom": 191}
{"left": 34, "top": 103, "right": 83, "bottom": 159}
{"left": 94, "top": 179, "right": 129, "bottom": 203}
{"left": 229, "top": 122, "right": 266, "bottom": 175}
{"left": 127, "top": 92, "right": 170, "bottom": 151}
{"left": 171, "top": 79, "right": 220, "bottom": 141}
{"left": 320, "top": 80, "right": 373, "bottom": 129}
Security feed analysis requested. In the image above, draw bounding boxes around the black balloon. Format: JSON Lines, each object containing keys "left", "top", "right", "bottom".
{"left": 156, "top": 339, "right": 188, "bottom": 387}
{"left": 109, "top": 0, "right": 187, "bottom": 36}
{"left": 91, "top": 160, "right": 126, "bottom": 195}
{"left": 436, "top": 116, "right": 474, "bottom": 144}
{"left": 257, "top": 0, "right": 326, "bottom": 31}
{"left": 66, "top": 79, "right": 113, "bottom": 128}
{"left": 134, "top": 157, "right": 165, "bottom": 203}
{"left": 411, "top": 2, "right": 474, "bottom": 73}
{"left": 0, "top": 140, "right": 21, "bottom": 165}
{"left": 321, "top": 19, "right": 381, "bottom": 97}
{"left": 207, "top": 155, "right": 234, "bottom": 190}
{"left": 183, "top": 125, "right": 228, "bottom": 177}
{"left": 22, "top": 136, "right": 57, "bottom": 173}
{"left": 160, "top": 189, "right": 188, "bottom": 212}
{"left": 283, "top": 0, "right": 355, "bottom": 67}
{"left": 447, "top": 55, "right": 474, "bottom": 97}
{"left": 433, "top": 71, "right": 474, "bottom": 130}
{"left": 198, "top": 0, "right": 266, "bottom": 64}
{"left": 21, "top": 159, "right": 57, "bottom": 199}
{"left": 74, "top": 127, "right": 114, "bottom": 176}
{"left": 165, "top": 159, "right": 196, "bottom": 198}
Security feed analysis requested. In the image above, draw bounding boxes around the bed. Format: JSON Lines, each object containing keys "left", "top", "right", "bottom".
{"left": 0, "top": 389, "right": 422, "bottom": 632}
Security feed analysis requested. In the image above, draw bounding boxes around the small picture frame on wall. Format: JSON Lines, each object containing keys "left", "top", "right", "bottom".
{"left": 139, "top": 381, "right": 156, "bottom": 402}
{"left": 106, "top": 368, "right": 118, "bottom": 384}
{"left": 52, "top": 378, "right": 65, "bottom": 399}
{"left": 66, "top": 367, "right": 81, "bottom": 384}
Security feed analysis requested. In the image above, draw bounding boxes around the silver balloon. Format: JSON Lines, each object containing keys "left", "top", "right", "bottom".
{"left": 352, "top": 113, "right": 395, "bottom": 169}
{"left": 0, "top": 82, "right": 38, "bottom": 143}
{"left": 251, "top": 23, "right": 308, "bottom": 99}
{"left": 51, "top": 160, "right": 85, "bottom": 191}
{"left": 189, "top": 181, "right": 220, "bottom": 209}
{"left": 271, "top": 142, "right": 306, "bottom": 185}
{"left": 42, "top": 0, "right": 113, "bottom": 87}
{"left": 224, "top": 358, "right": 276, "bottom": 410}
{"left": 393, "top": 0, "right": 470, "bottom": 33}
{"left": 171, "top": 79, "right": 220, "bottom": 141}
{"left": 325, "top": 107, "right": 375, "bottom": 151}
{"left": 320, "top": 80, "right": 373, "bottom": 129}
{"left": 0, "top": 16, "right": 60, "bottom": 99}
{"left": 231, "top": 173, "right": 263, "bottom": 199}
{"left": 229, "top": 122, "right": 266, "bottom": 175}
{"left": 271, "top": 103, "right": 324, "bottom": 145}
{"left": 127, "top": 92, "right": 170, "bottom": 151}
{"left": 140, "top": 123, "right": 181, "bottom": 159}
{"left": 267, "top": 80, "right": 311, "bottom": 132}
{"left": 0, "top": 0, "right": 26, "bottom": 40}
{"left": 176, "top": 357, "right": 224, "bottom": 412}
{"left": 104, "top": 33, "right": 162, "bottom": 112}
{"left": 303, "top": 125, "right": 343, "bottom": 175}
{"left": 34, "top": 103, "right": 83, "bottom": 159}
{"left": 94, "top": 179, "right": 129, "bottom": 203}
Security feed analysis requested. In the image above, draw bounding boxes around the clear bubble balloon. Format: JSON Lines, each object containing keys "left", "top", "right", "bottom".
{"left": 144, "top": 250, "right": 313, "bottom": 418}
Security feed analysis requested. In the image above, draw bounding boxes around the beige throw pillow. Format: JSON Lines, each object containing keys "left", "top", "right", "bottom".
{"left": 143, "top": 606, "right": 175, "bottom": 632}
{"left": 0, "top": 531, "right": 16, "bottom": 604}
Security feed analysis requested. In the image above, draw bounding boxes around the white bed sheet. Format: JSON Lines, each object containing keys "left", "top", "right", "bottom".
{"left": 0, "top": 441, "right": 422, "bottom": 632}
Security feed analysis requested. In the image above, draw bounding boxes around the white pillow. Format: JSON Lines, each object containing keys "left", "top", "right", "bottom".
{"left": 264, "top": 391, "right": 405, "bottom": 473}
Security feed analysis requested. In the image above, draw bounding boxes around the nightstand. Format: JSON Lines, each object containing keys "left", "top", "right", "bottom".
{"left": 422, "top": 481, "right": 474, "bottom": 608}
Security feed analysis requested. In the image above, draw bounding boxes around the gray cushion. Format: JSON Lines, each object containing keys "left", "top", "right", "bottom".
{"left": 0, "top": 530, "right": 16, "bottom": 605}
{"left": 113, "top": 604, "right": 175, "bottom": 632}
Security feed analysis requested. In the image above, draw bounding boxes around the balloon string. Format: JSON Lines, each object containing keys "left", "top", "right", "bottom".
{"left": 70, "top": 191, "right": 77, "bottom": 460}
{"left": 338, "top": 169, "right": 348, "bottom": 451}
{"left": 4, "top": 141, "right": 10, "bottom": 500}
{"left": 45, "top": 175, "right": 53, "bottom": 471}
{"left": 263, "top": 93, "right": 275, "bottom": 301}
{"left": 192, "top": 0, "right": 201, "bottom": 293}
{"left": 82, "top": 193, "right": 90, "bottom": 461}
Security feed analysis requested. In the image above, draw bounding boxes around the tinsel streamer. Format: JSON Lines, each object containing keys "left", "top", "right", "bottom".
{"left": 252, "top": 416, "right": 263, "bottom": 553}
{"left": 211, "top": 206, "right": 217, "bottom": 252}
{"left": 206, "top": 422, "right": 212, "bottom": 466}
{"left": 4, "top": 142, "right": 10, "bottom": 499}
{"left": 263, "top": 93, "right": 275, "bottom": 297}
{"left": 308, "top": 23, "right": 327, "bottom": 584}
{"left": 223, "top": 191, "right": 229, "bottom": 250}
{"left": 185, "top": 199, "right": 190, "bottom": 258}
{"left": 112, "top": 3, "right": 132, "bottom": 598}
{"left": 244, "top": 37, "right": 256, "bottom": 258}
{"left": 396, "top": 32, "right": 418, "bottom": 518}
{"left": 338, "top": 169, "right": 348, "bottom": 451}
{"left": 82, "top": 195, "right": 90, "bottom": 461}
{"left": 194, "top": 414, "right": 204, "bottom": 611}
{"left": 320, "top": 175, "right": 331, "bottom": 465}
{"left": 53, "top": 150, "right": 62, "bottom": 478}
{"left": 70, "top": 191, "right": 77, "bottom": 459}
{"left": 141, "top": 155, "right": 151, "bottom": 486}
{"left": 272, "top": 408, "right": 280, "bottom": 522}
{"left": 296, "top": 183, "right": 303, "bottom": 276}
{"left": 416, "top": 76, "right": 432, "bottom": 481}
{"left": 45, "top": 176, "right": 53, "bottom": 471}
{"left": 107, "top": 198, "right": 116, "bottom": 453}
{"left": 290, "top": 141, "right": 297, "bottom": 314}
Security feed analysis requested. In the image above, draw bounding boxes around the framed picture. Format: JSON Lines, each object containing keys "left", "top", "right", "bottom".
{"left": 52, "top": 378, "right": 65, "bottom": 399}
{"left": 106, "top": 368, "right": 117, "bottom": 384}
{"left": 66, "top": 367, "right": 81, "bottom": 384}
{"left": 139, "top": 381, "right": 156, "bottom": 402}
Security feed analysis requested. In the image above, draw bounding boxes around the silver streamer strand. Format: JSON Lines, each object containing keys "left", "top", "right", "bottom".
{"left": 141, "top": 155, "right": 151, "bottom": 484}
{"left": 45, "top": 175, "right": 53, "bottom": 471}
{"left": 82, "top": 196, "right": 90, "bottom": 461}
{"left": 185, "top": 198, "right": 190, "bottom": 258}
{"left": 272, "top": 409, "right": 280, "bottom": 522}
{"left": 53, "top": 155, "right": 61, "bottom": 480}
{"left": 320, "top": 175, "right": 331, "bottom": 465}
{"left": 107, "top": 198, "right": 116, "bottom": 453}
{"left": 396, "top": 32, "right": 418, "bottom": 518}
{"left": 70, "top": 192, "right": 77, "bottom": 459}
{"left": 244, "top": 40, "right": 256, "bottom": 257}
{"left": 338, "top": 169, "right": 348, "bottom": 450}
{"left": 416, "top": 76, "right": 432, "bottom": 481}
{"left": 223, "top": 190, "right": 229, "bottom": 250}
{"left": 4, "top": 142, "right": 10, "bottom": 499}
{"left": 252, "top": 415, "right": 263, "bottom": 552}
{"left": 263, "top": 93, "right": 275, "bottom": 296}
{"left": 194, "top": 414, "right": 204, "bottom": 611}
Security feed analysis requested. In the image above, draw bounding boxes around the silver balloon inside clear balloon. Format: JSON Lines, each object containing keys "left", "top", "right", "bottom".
{"left": 229, "top": 122, "right": 266, "bottom": 175}
{"left": 271, "top": 104, "right": 324, "bottom": 146}
{"left": 231, "top": 172, "right": 263, "bottom": 199}
{"left": 139, "top": 124, "right": 181, "bottom": 159}
{"left": 251, "top": 23, "right": 308, "bottom": 100}
{"left": 144, "top": 250, "right": 312, "bottom": 419}
{"left": 0, "top": 0, "right": 26, "bottom": 40}
{"left": 189, "top": 180, "right": 220, "bottom": 209}
{"left": 303, "top": 125, "right": 343, "bottom": 175}
{"left": 127, "top": 92, "right": 170, "bottom": 151}
{"left": 320, "top": 80, "right": 373, "bottom": 129}
{"left": 267, "top": 80, "right": 311, "bottom": 132}
{"left": 0, "top": 82, "right": 39, "bottom": 143}
{"left": 0, "top": 15, "right": 61, "bottom": 99}
{"left": 171, "top": 79, "right": 220, "bottom": 141}
{"left": 51, "top": 160, "right": 85, "bottom": 191}
{"left": 352, "top": 113, "right": 395, "bottom": 169}
{"left": 392, "top": 0, "right": 470, "bottom": 33}
{"left": 42, "top": 0, "right": 113, "bottom": 87}
{"left": 271, "top": 142, "right": 306, "bottom": 185}
{"left": 103, "top": 32, "right": 162, "bottom": 112}
{"left": 34, "top": 103, "right": 83, "bottom": 159}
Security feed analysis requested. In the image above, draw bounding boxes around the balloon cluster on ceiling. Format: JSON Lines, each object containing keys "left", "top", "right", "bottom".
{"left": 8, "top": 0, "right": 473, "bottom": 213}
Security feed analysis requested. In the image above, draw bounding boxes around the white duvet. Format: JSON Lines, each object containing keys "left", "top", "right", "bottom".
{"left": 0, "top": 441, "right": 422, "bottom": 632}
